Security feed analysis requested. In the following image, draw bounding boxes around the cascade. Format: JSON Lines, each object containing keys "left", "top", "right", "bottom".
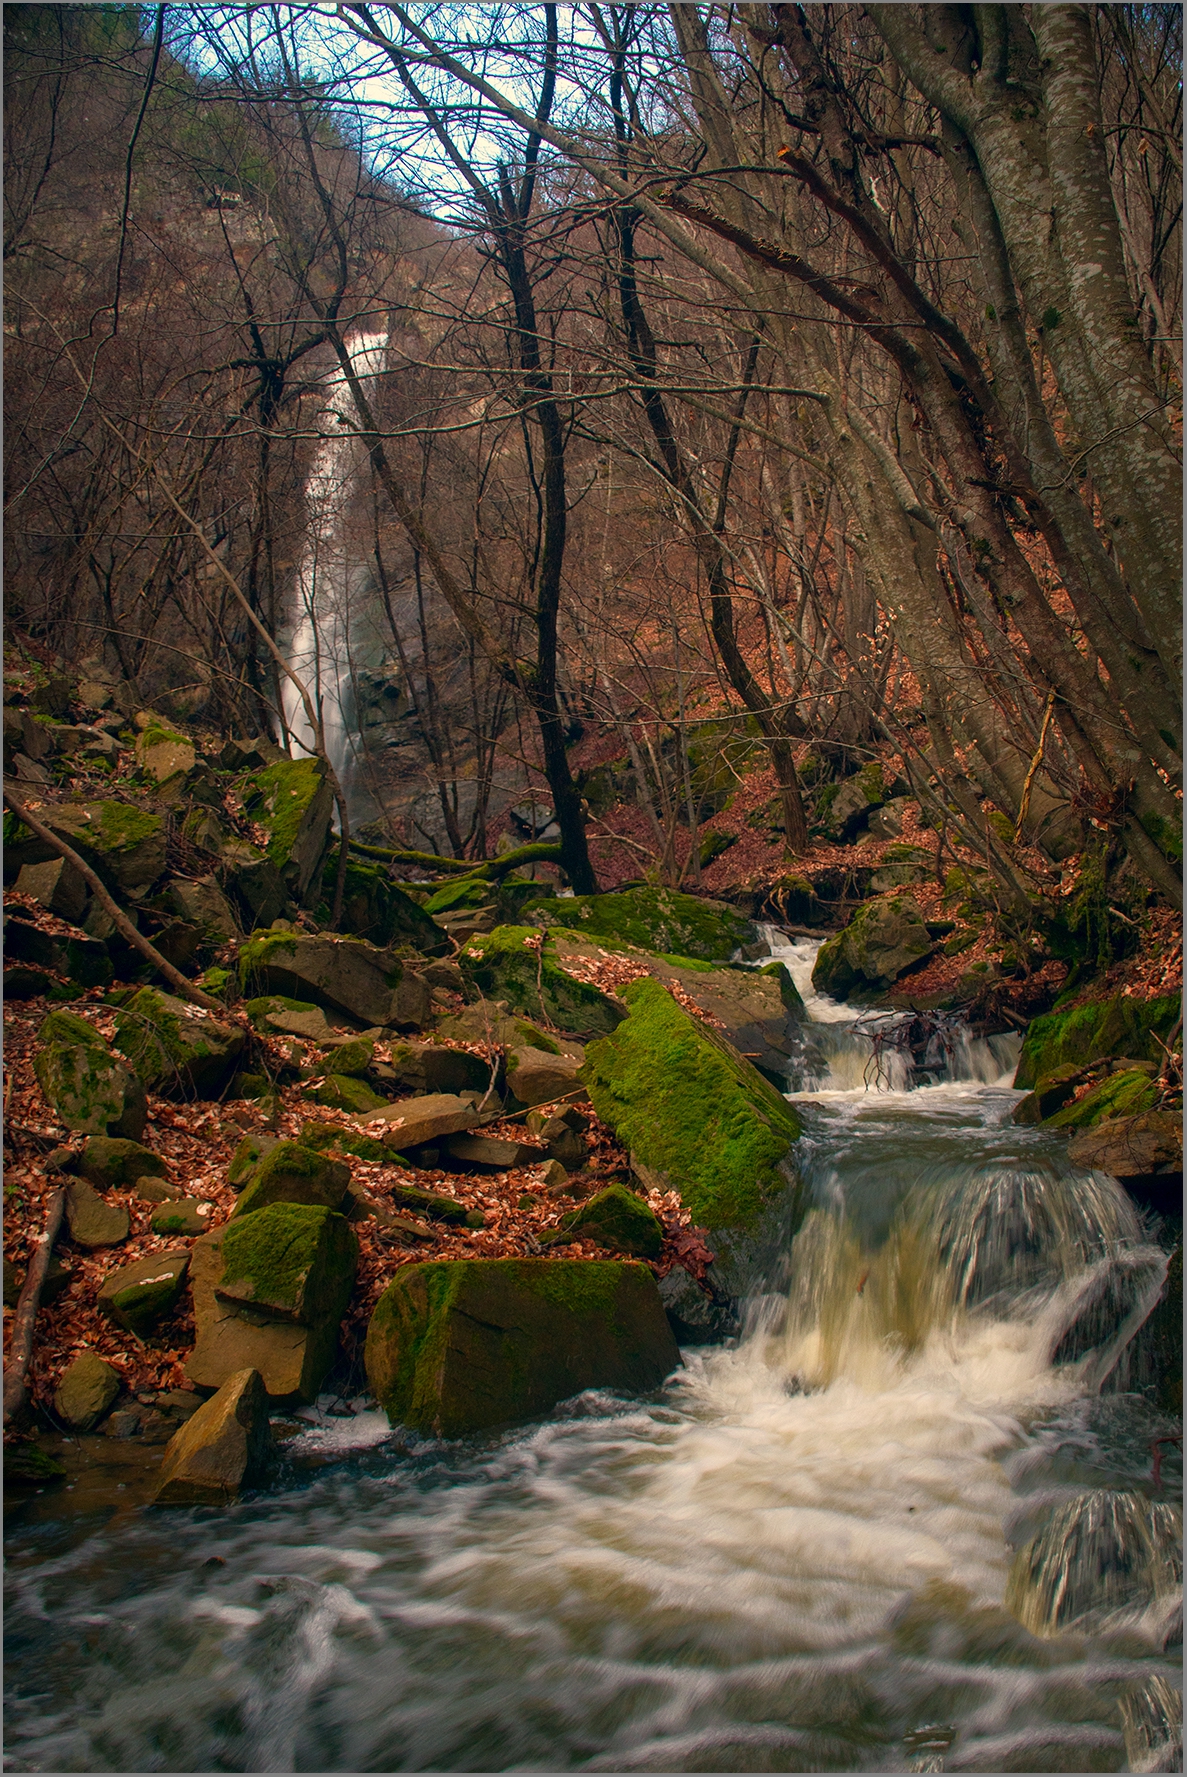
{"left": 282, "top": 332, "right": 389, "bottom": 794}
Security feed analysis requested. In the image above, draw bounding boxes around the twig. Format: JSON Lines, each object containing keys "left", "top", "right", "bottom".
{"left": 3, "top": 1184, "right": 67, "bottom": 1424}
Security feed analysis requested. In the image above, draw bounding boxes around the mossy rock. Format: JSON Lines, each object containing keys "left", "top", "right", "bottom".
{"left": 1014, "top": 994, "right": 1181, "bottom": 1091}
{"left": 1044, "top": 1069, "right": 1161, "bottom": 1131}
{"left": 240, "top": 757, "right": 334, "bottom": 907}
{"left": 216, "top": 1202, "right": 357, "bottom": 1325}
{"left": 243, "top": 994, "right": 321, "bottom": 1031}
{"left": 581, "top": 976, "right": 803, "bottom": 1232}
{"left": 227, "top": 1132, "right": 278, "bottom": 1189}
{"left": 231, "top": 1141, "right": 352, "bottom": 1218}
{"left": 458, "top": 925, "right": 625, "bottom": 1037}
{"left": 527, "top": 887, "right": 754, "bottom": 962}
{"left": 321, "top": 1038, "right": 374, "bottom": 1077}
{"left": 40, "top": 800, "right": 166, "bottom": 895}
{"left": 365, "top": 1257, "right": 680, "bottom": 1435}
{"left": 299, "top": 1121, "right": 391, "bottom": 1165}
{"left": 686, "top": 715, "right": 763, "bottom": 818}
{"left": 113, "top": 987, "right": 245, "bottom": 1098}
{"left": 811, "top": 895, "right": 934, "bottom": 1003}
{"left": 37, "top": 1008, "right": 104, "bottom": 1049}
{"left": 424, "top": 876, "right": 492, "bottom": 916}
{"left": 550, "top": 1183, "right": 663, "bottom": 1259}
{"left": 758, "top": 959, "right": 807, "bottom": 1020}
{"left": 237, "top": 932, "right": 427, "bottom": 1030}
{"left": 387, "top": 1181, "right": 472, "bottom": 1224}
{"left": 33, "top": 1042, "right": 146, "bottom": 1140}
{"left": 5, "top": 1443, "right": 67, "bottom": 1485}
{"left": 98, "top": 1249, "right": 189, "bottom": 1335}
{"left": 78, "top": 1136, "right": 166, "bottom": 1190}
{"left": 303, "top": 1073, "right": 386, "bottom": 1114}
{"left": 317, "top": 855, "right": 449, "bottom": 953}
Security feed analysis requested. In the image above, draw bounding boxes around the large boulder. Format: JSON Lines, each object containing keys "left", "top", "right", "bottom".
{"left": 823, "top": 764, "right": 887, "bottom": 842}
{"left": 458, "top": 925, "right": 625, "bottom": 1036}
{"left": 505, "top": 1045, "right": 584, "bottom": 1107}
{"left": 316, "top": 855, "right": 450, "bottom": 953}
{"left": 220, "top": 844, "right": 290, "bottom": 930}
{"left": 1044, "top": 1068, "right": 1161, "bottom": 1130}
{"left": 64, "top": 1179, "right": 130, "bottom": 1248}
{"left": 386, "top": 1040, "right": 490, "bottom": 1096}
{"left": 216, "top": 1202, "right": 357, "bottom": 1323}
{"left": 78, "top": 1136, "right": 167, "bottom": 1190}
{"left": 240, "top": 757, "right": 334, "bottom": 907}
{"left": 1013, "top": 994, "right": 1181, "bottom": 1091}
{"left": 811, "top": 894, "right": 934, "bottom": 1003}
{"left": 154, "top": 1368, "right": 271, "bottom": 1506}
{"left": 135, "top": 722, "right": 196, "bottom": 784}
{"left": 34, "top": 1013, "right": 146, "bottom": 1140}
{"left": 167, "top": 876, "right": 239, "bottom": 941}
{"left": 366, "top": 1092, "right": 481, "bottom": 1151}
{"left": 14, "top": 856, "right": 87, "bottom": 922}
{"left": 38, "top": 800, "right": 166, "bottom": 895}
{"left": 1067, "top": 1111, "right": 1182, "bottom": 1181}
{"left": 113, "top": 988, "right": 245, "bottom": 1098}
{"left": 54, "top": 1351, "right": 120, "bottom": 1430}
{"left": 303, "top": 1074, "right": 387, "bottom": 1115}
{"left": 581, "top": 976, "right": 802, "bottom": 1233}
{"left": 527, "top": 887, "right": 754, "bottom": 962}
{"left": 547, "top": 1183, "right": 664, "bottom": 1258}
{"left": 231, "top": 1141, "right": 352, "bottom": 1218}
{"left": 237, "top": 931, "right": 430, "bottom": 1030}
{"left": 365, "top": 1257, "right": 679, "bottom": 1435}
{"left": 98, "top": 1249, "right": 190, "bottom": 1336}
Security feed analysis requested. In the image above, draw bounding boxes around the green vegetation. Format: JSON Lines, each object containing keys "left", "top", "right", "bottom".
{"left": 526, "top": 887, "right": 753, "bottom": 962}
{"left": 459, "top": 924, "right": 625, "bottom": 1034}
{"left": 1014, "top": 994, "right": 1180, "bottom": 1089}
{"left": 217, "top": 1202, "right": 356, "bottom": 1323}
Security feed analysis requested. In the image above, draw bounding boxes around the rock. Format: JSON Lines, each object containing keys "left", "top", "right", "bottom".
{"left": 581, "top": 975, "right": 803, "bottom": 1233}
{"left": 151, "top": 1197, "right": 219, "bottom": 1237}
{"left": 215, "top": 1203, "right": 357, "bottom": 1323}
{"left": 157, "top": 1388, "right": 203, "bottom": 1420}
{"left": 226, "top": 1131, "right": 279, "bottom": 1189}
{"left": 303, "top": 1074, "right": 387, "bottom": 1114}
{"left": 77, "top": 1136, "right": 167, "bottom": 1190}
{"left": 268, "top": 1004, "right": 341, "bottom": 1042}
{"left": 435, "top": 1003, "right": 570, "bottom": 1054}
{"left": 38, "top": 801, "right": 166, "bottom": 896}
{"left": 220, "top": 736, "right": 279, "bottom": 772}
{"left": 865, "top": 797, "right": 911, "bottom": 841}
{"left": 238, "top": 931, "right": 431, "bottom": 1030}
{"left": 386, "top": 1182, "right": 472, "bottom": 1224}
{"left": 136, "top": 1176, "right": 184, "bottom": 1202}
{"left": 14, "top": 857, "right": 87, "bottom": 922}
{"left": 366, "top": 1258, "right": 680, "bottom": 1435}
{"left": 54, "top": 1351, "right": 120, "bottom": 1430}
{"left": 319, "top": 1037, "right": 374, "bottom": 1076}
{"left": 539, "top": 1160, "right": 570, "bottom": 1192}
{"left": 1013, "top": 993, "right": 1181, "bottom": 1090}
{"left": 658, "top": 1266, "right": 737, "bottom": 1346}
{"left": 526, "top": 886, "right": 755, "bottom": 962}
{"left": 221, "top": 848, "right": 291, "bottom": 930}
{"left": 824, "top": 765, "right": 887, "bottom": 841}
{"left": 1067, "top": 1112, "right": 1182, "bottom": 1180}
{"left": 1044, "top": 1068, "right": 1161, "bottom": 1131}
{"left": 64, "top": 1179, "right": 130, "bottom": 1248}
{"left": 113, "top": 988, "right": 245, "bottom": 1098}
{"left": 98, "top": 1250, "right": 190, "bottom": 1334}
{"left": 28, "top": 671, "right": 74, "bottom": 718}
{"left": 419, "top": 959, "right": 466, "bottom": 994}
{"left": 385, "top": 1040, "right": 489, "bottom": 1096}
{"left": 444, "top": 1134, "right": 547, "bottom": 1170}
{"left": 5, "top": 1442, "right": 68, "bottom": 1484}
{"left": 1012, "top": 1063, "right": 1087, "bottom": 1126}
{"left": 167, "top": 876, "right": 239, "bottom": 941}
{"left": 505, "top": 1045, "right": 585, "bottom": 1107}
{"left": 458, "top": 925, "right": 625, "bottom": 1036}
{"left": 135, "top": 723, "right": 196, "bottom": 783}
{"left": 154, "top": 1368, "right": 272, "bottom": 1505}
{"left": 318, "top": 855, "right": 450, "bottom": 952}
{"left": 240, "top": 757, "right": 334, "bottom": 907}
{"left": 366, "top": 1092, "right": 481, "bottom": 1150}
{"left": 548, "top": 1183, "right": 664, "bottom": 1258}
{"left": 3, "top": 964, "right": 53, "bottom": 998}
{"left": 231, "top": 1141, "right": 352, "bottom": 1218}
{"left": 811, "top": 894, "right": 934, "bottom": 1003}
{"left": 35, "top": 1038, "right": 146, "bottom": 1140}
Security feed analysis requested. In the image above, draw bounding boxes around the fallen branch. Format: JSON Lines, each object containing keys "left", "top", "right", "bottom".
{"left": 3, "top": 1184, "right": 67, "bottom": 1424}
{"left": 348, "top": 837, "right": 565, "bottom": 882}
{"left": 3, "top": 786, "right": 218, "bottom": 1009}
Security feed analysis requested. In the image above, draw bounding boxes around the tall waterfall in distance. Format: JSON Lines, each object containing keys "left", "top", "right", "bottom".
{"left": 282, "top": 331, "right": 389, "bottom": 794}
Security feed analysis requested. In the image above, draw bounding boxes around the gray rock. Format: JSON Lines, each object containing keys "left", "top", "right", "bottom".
{"left": 386, "top": 1039, "right": 489, "bottom": 1096}
{"left": 54, "top": 1351, "right": 120, "bottom": 1430}
{"left": 78, "top": 1136, "right": 167, "bottom": 1190}
{"left": 150, "top": 1197, "right": 219, "bottom": 1237}
{"left": 14, "top": 857, "right": 88, "bottom": 923}
{"left": 444, "top": 1133, "right": 547, "bottom": 1170}
{"left": 1067, "top": 1112, "right": 1182, "bottom": 1180}
{"left": 113, "top": 988, "right": 245, "bottom": 1098}
{"left": 367, "top": 1092, "right": 481, "bottom": 1150}
{"left": 811, "top": 894, "right": 935, "bottom": 1002}
{"left": 167, "top": 876, "right": 239, "bottom": 941}
{"left": 135, "top": 1176, "right": 184, "bottom": 1203}
{"left": 34, "top": 1044, "right": 147, "bottom": 1140}
{"left": 65, "top": 1179, "right": 130, "bottom": 1248}
{"left": 505, "top": 1046, "right": 584, "bottom": 1107}
{"left": 238, "top": 932, "right": 431, "bottom": 1030}
{"left": 221, "top": 847, "right": 291, "bottom": 930}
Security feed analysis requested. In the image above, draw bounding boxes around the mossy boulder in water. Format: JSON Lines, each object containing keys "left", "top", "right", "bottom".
{"left": 216, "top": 1203, "right": 357, "bottom": 1324}
{"left": 240, "top": 757, "right": 334, "bottom": 907}
{"left": 580, "top": 976, "right": 802, "bottom": 1232}
{"left": 317, "top": 855, "right": 449, "bottom": 952}
{"left": 237, "top": 932, "right": 430, "bottom": 1030}
{"left": 527, "top": 887, "right": 754, "bottom": 962}
{"left": 365, "top": 1257, "right": 679, "bottom": 1435}
{"left": 34, "top": 1018, "right": 146, "bottom": 1139}
{"left": 811, "top": 894, "right": 934, "bottom": 1003}
{"left": 1014, "top": 994, "right": 1181, "bottom": 1091}
{"left": 230, "top": 1141, "right": 351, "bottom": 1218}
{"left": 113, "top": 987, "right": 244, "bottom": 1098}
{"left": 548, "top": 1183, "right": 664, "bottom": 1258}
{"left": 458, "top": 925, "right": 625, "bottom": 1036}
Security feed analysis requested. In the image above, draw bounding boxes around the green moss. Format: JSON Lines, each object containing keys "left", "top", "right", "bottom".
{"left": 299, "top": 1120, "right": 391, "bottom": 1164}
{"left": 232, "top": 1140, "right": 351, "bottom": 1217}
{"left": 759, "top": 958, "right": 807, "bottom": 1019}
{"left": 459, "top": 924, "right": 624, "bottom": 1036}
{"left": 1044, "top": 1069, "right": 1161, "bottom": 1130}
{"left": 113, "top": 986, "right": 241, "bottom": 1096}
{"left": 237, "top": 931, "right": 298, "bottom": 985}
{"left": 303, "top": 1073, "right": 386, "bottom": 1113}
{"left": 38, "top": 1009, "right": 104, "bottom": 1049}
{"left": 1014, "top": 994, "right": 1180, "bottom": 1089}
{"left": 243, "top": 993, "right": 319, "bottom": 1028}
{"left": 323, "top": 1038, "right": 374, "bottom": 1077}
{"left": 91, "top": 801, "right": 162, "bottom": 852}
{"left": 424, "top": 876, "right": 492, "bottom": 915}
{"left": 242, "top": 757, "right": 325, "bottom": 868}
{"left": 656, "top": 952, "right": 716, "bottom": 973}
{"left": 138, "top": 723, "right": 188, "bottom": 752}
{"left": 857, "top": 762, "right": 885, "bottom": 804}
{"left": 553, "top": 1183, "right": 664, "bottom": 1258}
{"left": 217, "top": 1201, "right": 356, "bottom": 1323}
{"left": 315, "top": 856, "right": 448, "bottom": 950}
{"left": 581, "top": 976, "right": 802, "bottom": 1231}
{"left": 526, "top": 888, "right": 752, "bottom": 962}
{"left": 1139, "top": 809, "right": 1183, "bottom": 864}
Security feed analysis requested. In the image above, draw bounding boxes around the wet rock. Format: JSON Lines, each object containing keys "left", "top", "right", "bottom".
{"left": 167, "top": 876, "right": 239, "bottom": 941}
{"left": 444, "top": 1133, "right": 546, "bottom": 1170}
{"left": 1067, "top": 1111, "right": 1182, "bottom": 1179}
{"left": 303, "top": 1073, "right": 386, "bottom": 1115}
{"left": 33, "top": 1024, "right": 147, "bottom": 1140}
{"left": 113, "top": 988, "right": 245, "bottom": 1098}
{"left": 366, "top": 1257, "right": 680, "bottom": 1435}
{"left": 366, "top": 1092, "right": 481, "bottom": 1150}
{"left": 65, "top": 1179, "right": 130, "bottom": 1248}
{"left": 505, "top": 1044, "right": 585, "bottom": 1107}
{"left": 54, "top": 1351, "right": 120, "bottom": 1430}
{"left": 5, "top": 1441, "right": 68, "bottom": 1484}
{"left": 154, "top": 1368, "right": 272, "bottom": 1505}
{"left": 78, "top": 1136, "right": 167, "bottom": 1190}
{"left": 237, "top": 931, "right": 430, "bottom": 1030}
{"left": 150, "top": 1197, "right": 219, "bottom": 1237}
{"left": 546, "top": 1183, "right": 664, "bottom": 1258}
{"left": 1012, "top": 1063, "right": 1087, "bottom": 1126}
{"left": 230, "top": 1141, "right": 351, "bottom": 1218}
{"left": 239, "top": 757, "right": 334, "bottom": 907}
{"left": 811, "top": 894, "right": 934, "bottom": 1003}
{"left": 458, "top": 925, "right": 625, "bottom": 1036}
{"left": 14, "top": 856, "right": 87, "bottom": 923}
{"left": 215, "top": 1202, "right": 357, "bottom": 1324}
{"left": 1014, "top": 993, "right": 1181, "bottom": 1091}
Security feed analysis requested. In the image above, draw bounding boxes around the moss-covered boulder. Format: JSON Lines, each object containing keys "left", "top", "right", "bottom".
{"left": 1044, "top": 1068, "right": 1161, "bottom": 1131}
{"left": 167, "top": 876, "right": 238, "bottom": 941}
{"left": 528, "top": 887, "right": 754, "bottom": 962}
{"left": 581, "top": 976, "right": 802, "bottom": 1232}
{"left": 98, "top": 1249, "right": 189, "bottom": 1335}
{"left": 231, "top": 1141, "right": 352, "bottom": 1218}
{"left": 458, "top": 925, "right": 625, "bottom": 1036}
{"left": 54, "top": 1351, "right": 120, "bottom": 1430}
{"left": 227, "top": 1131, "right": 278, "bottom": 1189}
{"left": 216, "top": 1203, "right": 357, "bottom": 1325}
{"left": 237, "top": 931, "right": 430, "bottom": 1030}
{"left": 151, "top": 1198, "right": 218, "bottom": 1237}
{"left": 242, "top": 993, "right": 324, "bottom": 1032}
{"left": 78, "top": 1136, "right": 167, "bottom": 1190}
{"left": 1013, "top": 994, "right": 1181, "bottom": 1091}
{"left": 434, "top": 1005, "right": 563, "bottom": 1055}
{"left": 303, "top": 1073, "right": 386, "bottom": 1114}
{"left": 113, "top": 988, "right": 245, "bottom": 1098}
{"left": 135, "top": 723, "right": 195, "bottom": 784}
{"left": 686, "top": 715, "right": 763, "bottom": 818}
{"left": 824, "top": 764, "right": 886, "bottom": 842}
{"left": 39, "top": 800, "right": 166, "bottom": 895}
{"left": 240, "top": 757, "right": 334, "bottom": 907}
{"left": 1011, "top": 1062, "right": 1086, "bottom": 1126}
{"left": 811, "top": 894, "right": 934, "bottom": 1003}
{"left": 548, "top": 1183, "right": 664, "bottom": 1258}
{"left": 33, "top": 1037, "right": 146, "bottom": 1140}
{"left": 365, "top": 1257, "right": 679, "bottom": 1435}
{"left": 317, "top": 855, "right": 449, "bottom": 953}
{"left": 320, "top": 1037, "right": 374, "bottom": 1077}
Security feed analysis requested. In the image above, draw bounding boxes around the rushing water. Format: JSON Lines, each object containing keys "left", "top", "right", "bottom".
{"left": 5, "top": 938, "right": 1181, "bottom": 1773}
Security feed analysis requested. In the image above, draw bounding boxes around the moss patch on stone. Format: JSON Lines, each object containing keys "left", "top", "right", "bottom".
{"left": 231, "top": 1140, "right": 352, "bottom": 1218}
{"left": 527, "top": 887, "right": 753, "bottom": 962}
{"left": 242, "top": 758, "right": 323, "bottom": 866}
{"left": 243, "top": 993, "right": 320, "bottom": 1029}
{"left": 113, "top": 986, "right": 243, "bottom": 1097}
{"left": 79, "top": 1137, "right": 166, "bottom": 1189}
{"left": 551, "top": 1183, "right": 663, "bottom": 1258}
{"left": 303, "top": 1073, "right": 386, "bottom": 1114}
{"left": 38, "top": 1009, "right": 104, "bottom": 1049}
{"left": 1044, "top": 1068, "right": 1162, "bottom": 1130}
{"left": 299, "top": 1120, "right": 391, "bottom": 1165}
{"left": 459, "top": 925, "right": 625, "bottom": 1036}
{"left": 581, "top": 976, "right": 802, "bottom": 1231}
{"left": 217, "top": 1202, "right": 357, "bottom": 1324}
{"left": 1014, "top": 995, "right": 1181, "bottom": 1090}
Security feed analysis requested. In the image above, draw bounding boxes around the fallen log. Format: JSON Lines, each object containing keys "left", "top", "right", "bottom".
{"left": 348, "top": 837, "right": 564, "bottom": 883}
{"left": 3, "top": 1184, "right": 66, "bottom": 1424}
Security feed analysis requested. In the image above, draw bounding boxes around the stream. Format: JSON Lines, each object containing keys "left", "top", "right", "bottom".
{"left": 5, "top": 935, "right": 1181, "bottom": 1774}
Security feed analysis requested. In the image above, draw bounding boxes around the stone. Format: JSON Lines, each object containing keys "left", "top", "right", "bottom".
{"left": 380, "top": 1039, "right": 490, "bottom": 1098}
{"left": 1067, "top": 1112, "right": 1183, "bottom": 1180}
{"left": 151, "top": 1197, "right": 219, "bottom": 1237}
{"left": 458, "top": 925, "right": 626, "bottom": 1036}
{"left": 113, "top": 988, "right": 245, "bottom": 1098}
{"left": 136, "top": 1176, "right": 184, "bottom": 1203}
{"left": 545, "top": 1126, "right": 587, "bottom": 1170}
{"left": 1013, "top": 994, "right": 1181, "bottom": 1091}
{"left": 811, "top": 894, "right": 934, "bottom": 1003}
{"left": 267, "top": 1004, "right": 340, "bottom": 1042}
{"left": 1012, "top": 1063, "right": 1087, "bottom": 1126}
{"left": 157, "top": 1388, "right": 203, "bottom": 1419}
{"left": 240, "top": 757, "right": 334, "bottom": 907}
{"left": 77, "top": 1136, "right": 167, "bottom": 1190}
{"left": 215, "top": 1203, "right": 357, "bottom": 1324}
{"left": 823, "top": 765, "right": 886, "bottom": 841}
{"left": 548, "top": 1183, "right": 664, "bottom": 1259}
{"left": 231, "top": 1141, "right": 352, "bottom": 1218}
{"left": 64, "top": 1179, "right": 130, "bottom": 1248}
{"left": 865, "top": 797, "right": 911, "bottom": 841}
{"left": 319, "top": 1037, "right": 374, "bottom": 1076}
{"left": 365, "top": 1092, "right": 479, "bottom": 1148}
{"left": 39, "top": 800, "right": 166, "bottom": 896}
{"left": 317, "top": 855, "right": 450, "bottom": 952}
{"left": 237, "top": 931, "right": 430, "bottom": 1030}
{"left": 303, "top": 1074, "right": 387, "bottom": 1114}
{"left": 505, "top": 1045, "right": 585, "bottom": 1107}
{"left": 581, "top": 975, "right": 803, "bottom": 1233}
{"left": 1044, "top": 1068, "right": 1160, "bottom": 1131}
{"left": 435, "top": 1002, "right": 570, "bottom": 1055}
{"left": 226, "top": 1132, "right": 279, "bottom": 1189}
{"left": 366, "top": 1258, "right": 680, "bottom": 1435}
{"left": 14, "top": 857, "right": 87, "bottom": 923}
{"left": 3, "top": 965, "right": 53, "bottom": 998}
{"left": 9, "top": 754, "right": 51, "bottom": 784}
{"left": 526, "top": 886, "right": 755, "bottom": 962}
{"left": 419, "top": 959, "right": 466, "bottom": 993}
{"left": 33, "top": 1041, "right": 147, "bottom": 1140}
{"left": 136, "top": 725, "right": 196, "bottom": 783}
{"left": 222, "top": 849, "right": 291, "bottom": 930}
{"left": 54, "top": 1351, "right": 120, "bottom": 1430}
{"left": 386, "top": 1182, "right": 472, "bottom": 1224}
{"left": 98, "top": 1249, "right": 190, "bottom": 1335}
{"left": 167, "top": 876, "right": 239, "bottom": 941}
{"left": 154, "top": 1368, "right": 272, "bottom": 1505}
{"left": 4, "top": 916, "right": 60, "bottom": 972}
{"left": 444, "top": 1134, "right": 547, "bottom": 1170}
{"left": 220, "top": 736, "right": 278, "bottom": 772}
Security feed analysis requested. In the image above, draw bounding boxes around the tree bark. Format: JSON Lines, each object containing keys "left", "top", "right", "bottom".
{"left": 3, "top": 1185, "right": 66, "bottom": 1425}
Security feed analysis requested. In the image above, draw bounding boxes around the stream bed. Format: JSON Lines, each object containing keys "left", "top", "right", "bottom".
{"left": 5, "top": 939, "right": 1181, "bottom": 1773}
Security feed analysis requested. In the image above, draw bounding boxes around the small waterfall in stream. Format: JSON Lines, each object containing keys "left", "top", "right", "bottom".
{"left": 282, "top": 332, "right": 388, "bottom": 796}
{"left": 5, "top": 929, "right": 1180, "bottom": 1774}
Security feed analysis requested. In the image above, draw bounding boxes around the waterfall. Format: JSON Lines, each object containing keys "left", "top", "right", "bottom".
{"left": 282, "top": 332, "right": 389, "bottom": 791}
